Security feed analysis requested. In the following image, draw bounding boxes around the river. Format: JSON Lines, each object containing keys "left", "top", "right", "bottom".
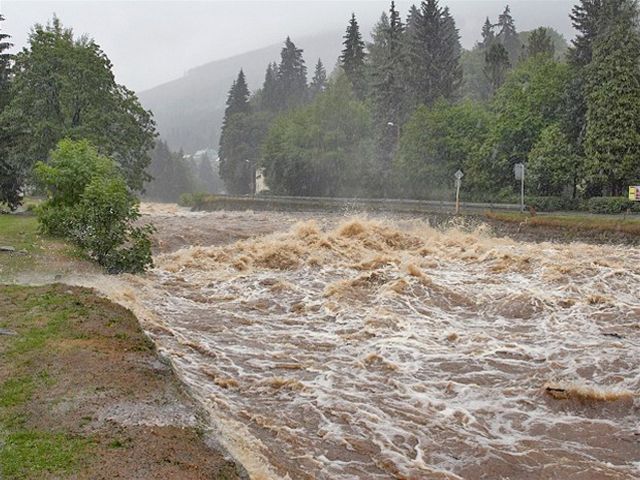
{"left": 94, "top": 204, "right": 640, "bottom": 479}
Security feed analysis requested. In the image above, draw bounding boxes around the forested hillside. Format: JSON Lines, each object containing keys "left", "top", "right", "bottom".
{"left": 138, "top": 31, "right": 343, "bottom": 153}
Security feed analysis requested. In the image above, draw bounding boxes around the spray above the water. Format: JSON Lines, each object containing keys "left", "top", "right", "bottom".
{"left": 98, "top": 212, "right": 640, "bottom": 479}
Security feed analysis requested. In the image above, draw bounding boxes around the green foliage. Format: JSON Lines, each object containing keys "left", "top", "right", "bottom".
{"left": 524, "top": 196, "right": 583, "bottom": 212}
{"left": 479, "top": 55, "right": 570, "bottom": 191}
{"left": 405, "top": 0, "right": 462, "bottom": 107}
{"left": 496, "top": 6, "right": 521, "bottom": 65}
{"left": 145, "top": 140, "right": 196, "bottom": 201}
{"left": 178, "top": 191, "right": 208, "bottom": 208}
{"left": 309, "top": 58, "right": 327, "bottom": 99}
{"left": 524, "top": 27, "right": 555, "bottom": 59}
{"left": 262, "top": 75, "right": 375, "bottom": 197}
{"left": 35, "top": 139, "right": 154, "bottom": 273}
{"left": 584, "top": 11, "right": 640, "bottom": 195}
{"left": 219, "top": 111, "right": 271, "bottom": 194}
{"left": 484, "top": 43, "right": 510, "bottom": 95}
{"left": 0, "top": 16, "right": 155, "bottom": 206}
{"left": 340, "top": 13, "right": 367, "bottom": 99}
{"left": 274, "top": 37, "right": 308, "bottom": 111}
{"left": 528, "top": 124, "right": 581, "bottom": 197}
{"left": 587, "top": 196, "right": 640, "bottom": 214}
{"left": 396, "top": 101, "right": 492, "bottom": 199}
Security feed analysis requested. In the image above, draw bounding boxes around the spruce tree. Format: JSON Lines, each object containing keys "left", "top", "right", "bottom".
{"left": 480, "top": 17, "right": 495, "bottom": 48}
{"left": 224, "top": 69, "right": 250, "bottom": 117}
{"left": 0, "top": 13, "right": 18, "bottom": 210}
{"left": 496, "top": 6, "right": 521, "bottom": 65}
{"left": 584, "top": 8, "right": 640, "bottom": 195}
{"left": 276, "top": 37, "right": 307, "bottom": 110}
{"left": 405, "top": 0, "right": 462, "bottom": 107}
{"left": 525, "top": 27, "right": 555, "bottom": 59}
{"left": 0, "top": 14, "right": 12, "bottom": 108}
{"left": 563, "top": 0, "right": 636, "bottom": 179}
{"left": 340, "top": 13, "right": 367, "bottom": 98}
{"left": 261, "top": 62, "right": 279, "bottom": 111}
{"left": 309, "top": 58, "right": 327, "bottom": 98}
{"left": 369, "top": 2, "right": 407, "bottom": 194}
{"left": 484, "top": 43, "right": 510, "bottom": 95}
{"left": 219, "top": 69, "right": 252, "bottom": 194}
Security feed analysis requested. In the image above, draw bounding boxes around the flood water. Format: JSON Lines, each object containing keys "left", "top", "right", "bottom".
{"left": 104, "top": 204, "right": 640, "bottom": 479}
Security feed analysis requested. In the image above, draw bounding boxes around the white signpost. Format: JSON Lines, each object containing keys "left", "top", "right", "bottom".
{"left": 454, "top": 169, "right": 464, "bottom": 214}
{"left": 514, "top": 163, "right": 525, "bottom": 212}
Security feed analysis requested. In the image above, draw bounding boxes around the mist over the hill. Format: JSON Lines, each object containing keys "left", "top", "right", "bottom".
{"left": 3, "top": 1, "right": 574, "bottom": 92}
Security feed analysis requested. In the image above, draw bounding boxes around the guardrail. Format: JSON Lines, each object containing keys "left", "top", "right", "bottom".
{"left": 194, "top": 194, "right": 522, "bottom": 215}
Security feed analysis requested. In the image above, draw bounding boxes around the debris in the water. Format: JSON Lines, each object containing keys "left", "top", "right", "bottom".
{"left": 544, "top": 382, "right": 634, "bottom": 402}
{"left": 602, "top": 332, "right": 625, "bottom": 339}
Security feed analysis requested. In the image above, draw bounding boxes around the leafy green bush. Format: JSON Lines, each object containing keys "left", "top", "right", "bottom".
{"left": 586, "top": 197, "right": 640, "bottom": 214}
{"left": 35, "top": 139, "right": 154, "bottom": 273}
{"left": 178, "top": 192, "right": 208, "bottom": 208}
{"left": 525, "top": 196, "right": 583, "bottom": 212}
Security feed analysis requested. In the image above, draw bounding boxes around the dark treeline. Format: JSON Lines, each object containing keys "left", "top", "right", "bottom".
{"left": 219, "top": 0, "right": 640, "bottom": 206}
{"left": 0, "top": 14, "right": 214, "bottom": 210}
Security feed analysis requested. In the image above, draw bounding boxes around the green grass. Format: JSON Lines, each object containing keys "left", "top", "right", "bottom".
{"left": 485, "top": 211, "right": 640, "bottom": 235}
{"left": 0, "top": 431, "right": 87, "bottom": 479}
{"left": 0, "top": 214, "right": 91, "bottom": 281}
{"left": 0, "top": 287, "right": 91, "bottom": 479}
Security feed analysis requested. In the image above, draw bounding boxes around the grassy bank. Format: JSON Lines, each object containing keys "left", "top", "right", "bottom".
{"left": 0, "top": 213, "right": 94, "bottom": 282}
{"left": 1, "top": 214, "right": 240, "bottom": 479}
{"left": 0, "top": 284, "right": 240, "bottom": 480}
{"left": 485, "top": 211, "right": 640, "bottom": 235}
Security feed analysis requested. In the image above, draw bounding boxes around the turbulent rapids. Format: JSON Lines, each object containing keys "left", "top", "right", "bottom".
{"left": 105, "top": 206, "right": 639, "bottom": 479}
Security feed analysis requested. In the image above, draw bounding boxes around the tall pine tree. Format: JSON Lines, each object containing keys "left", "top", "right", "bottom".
{"left": 484, "top": 42, "right": 510, "bottom": 95}
{"left": 0, "top": 14, "right": 12, "bottom": 109}
{"left": 405, "top": 0, "right": 462, "bottom": 107}
{"left": 309, "top": 58, "right": 327, "bottom": 98}
{"left": 340, "top": 13, "right": 367, "bottom": 99}
{"left": 0, "top": 13, "right": 18, "bottom": 209}
{"left": 276, "top": 37, "right": 307, "bottom": 110}
{"left": 496, "top": 6, "right": 521, "bottom": 65}
{"left": 584, "top": 4, "right": 640, "bottom": 195}
{"left": 218, "top": 69, "right": 253, "bottom": 194}
{"left": 525, "top": 27, "right": 555, "bottom": 59}
{"left": 480, "top": 17, "right": 495, "bottom": 48}
{"left": 224, "top": 69, "right": 250, "bottom": 117}
{"left": 368, "top": 2, "right": 407, "bottom": 194}
{"left": 563, "top": 0, "right": 636, "bottom": 189}
{"left": 260, "top": 62, "right": 279, "bottom": 111}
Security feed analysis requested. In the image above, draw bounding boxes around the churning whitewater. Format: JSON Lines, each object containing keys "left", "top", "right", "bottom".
{"left": 107, "top": 206, "right": 639, "bottom": 479}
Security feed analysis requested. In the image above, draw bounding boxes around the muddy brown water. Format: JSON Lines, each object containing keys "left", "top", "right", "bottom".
{"left": 94, "top": 204, "right": 640, "bottom": 479}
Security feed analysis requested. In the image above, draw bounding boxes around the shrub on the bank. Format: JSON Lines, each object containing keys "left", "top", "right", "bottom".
{"left": 178, "top": 191, "right": 208, "bottom": 208}
{"left": 525, "top": 196, "right": 583, "bottom": 212}
{"left": 35, "top": 139, "right": 154, "bottom": 273}
{"left": 586, "top": 196, "right": 640, "bottom": 214}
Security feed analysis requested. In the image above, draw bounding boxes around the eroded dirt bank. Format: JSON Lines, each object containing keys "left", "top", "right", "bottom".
{"left": 110, "top": 204, "right": 640, "bottom": 479}
{"left": 0, "top": 284, "right": 242, "bottom": 480}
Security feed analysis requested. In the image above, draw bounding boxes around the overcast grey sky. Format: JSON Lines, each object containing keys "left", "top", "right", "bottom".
{"left": 1, "top": 1, "right": 575, "bottom": 92}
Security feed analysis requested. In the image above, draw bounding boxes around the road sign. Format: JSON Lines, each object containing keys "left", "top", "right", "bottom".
{"left": 454, "top": 170, "right": 463, "bottom": 214}
{"left": 630, "top": 186, "right": 640, "bottom": 201}
{"left": 514, "top": 163, "right": 525, "bottom": 181}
